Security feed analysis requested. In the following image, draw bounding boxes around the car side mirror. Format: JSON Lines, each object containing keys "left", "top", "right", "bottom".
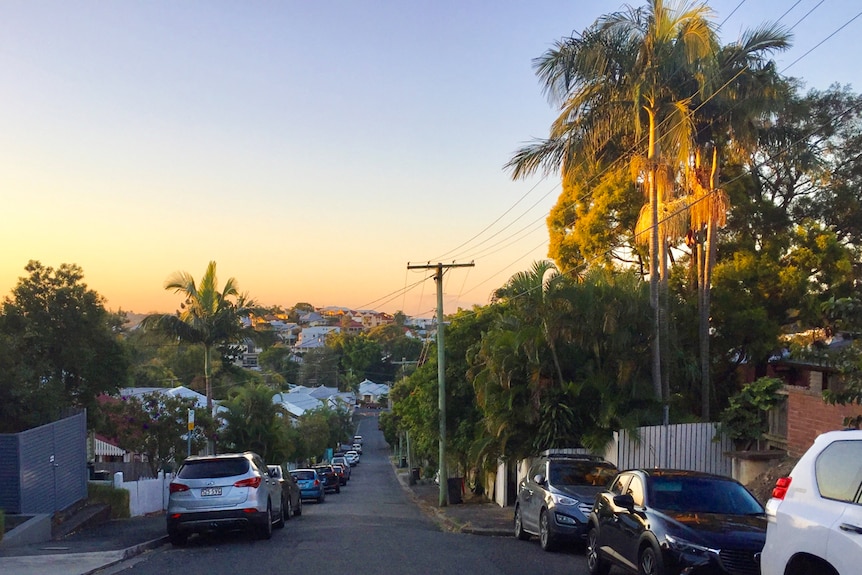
{"left": 612, "top": 493, "right": 635, "bottom": 511}
{"left": 534, "top": 474, "right": 546, "bottom": 485}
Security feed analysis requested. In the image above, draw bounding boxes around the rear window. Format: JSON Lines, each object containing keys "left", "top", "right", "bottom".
{"left": 549, "top": 461, "right": 618, "bottom": 486}
{"left": 291, "top": 470, "right": 316, "bottom": 481}
{"left": 178, "top": 458, "right": 249, "bottom": 479}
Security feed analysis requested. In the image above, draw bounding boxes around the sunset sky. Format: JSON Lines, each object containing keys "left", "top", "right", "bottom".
{"left": 2, "top": 1, "right": 860, "bottom": 318}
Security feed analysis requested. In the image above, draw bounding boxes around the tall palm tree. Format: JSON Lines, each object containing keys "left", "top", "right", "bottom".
{"left": 508, "top": 0, "right": 720, "bottom": 405}
{"left": 685, "top": 25, "right": 790, "bottom": 418}
{"left": 141, "top": 261, "right": 257, "bottom": 416}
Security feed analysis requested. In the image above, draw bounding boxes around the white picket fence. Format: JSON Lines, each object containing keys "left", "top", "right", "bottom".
{"left": 112, "top": 471, "right": 172, "bottom": 516}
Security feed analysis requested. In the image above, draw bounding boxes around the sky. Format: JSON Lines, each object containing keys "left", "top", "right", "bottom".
{"left": 2, "top": 1, "right": 861, "bottom": 318}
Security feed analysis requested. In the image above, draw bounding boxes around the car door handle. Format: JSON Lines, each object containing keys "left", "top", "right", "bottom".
{"left": 840, "top": 523, "right": 862, "bottom": 534}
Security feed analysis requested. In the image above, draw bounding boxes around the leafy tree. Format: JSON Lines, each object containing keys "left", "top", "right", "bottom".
{"left": 141, "top": 261, "right": 257, "bottom": 414}
{"left": 96, "top": 391, "right": 214, "bottom": 475}
{"left": 219, "top": 382, "right": 293, "bottom": 463}
{"left": 297, "top": 347, "right": 340, "bottom": 387}
{"left": 0, "top": 261, "right": 129, "bottom": 430}
{"left": 329, "top": 332, "right": 384, "bottom": 388}
{"left": 258, "top": 345, "right": 300, "bottom": 385}
{"left": 293, "top": 406, "right": 352, "bottom": 462}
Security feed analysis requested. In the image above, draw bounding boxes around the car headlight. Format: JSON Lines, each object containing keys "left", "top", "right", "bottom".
{"left": 550, "top": 493, "right": 579, "bottom": 506}
{"left": 664, "top": 534, "right": 718, "bottom": 556}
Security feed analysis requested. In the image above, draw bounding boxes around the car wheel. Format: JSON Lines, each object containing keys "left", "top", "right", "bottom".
{"left": 294, "top": 496, "right": 302, "bottom": 516}
{"left": 514, "top": 505, "right": 530, "bottom": 541}
{"left": 257, "top": 501, "right": 273, "bottom": 540}
{"left": 638, "top": 545, "right": 664, "bottom": 575}
{"left": 318, "top": 491, "right": 325, "bottom": 503}
{"left": 539, "top": 509, "right": 558, "bottom": 552}
{"left": 284, "top": 496, "right": 292, "bottom": 521}
{"left": 587, "top": 527, "right": 610, "bottom": 575}
{"left": 168, "top": 530, "right": 187, "bottom": 546}
{"left": 336, "top": 484, "right": 341, "bottom": 494}
{"left": 275, "top": 498, "right": 286, "bottom": 529}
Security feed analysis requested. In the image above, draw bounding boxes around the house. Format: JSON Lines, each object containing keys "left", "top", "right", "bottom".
{"left": 358, "top": 379, "right": 390, "bottom": 406}
{"left": 294, "top": 326, "right": 340, "bottom": 351}
{"left": 764, "top": 334, "right": 861, "bottom": 457}
{"left": 273, "top": 385, "right": 356, "bottom": 421}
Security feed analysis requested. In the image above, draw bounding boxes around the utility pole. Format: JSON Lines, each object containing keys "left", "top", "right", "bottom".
{"left": 407, "top": 261, "right": 474, "bottom": 506}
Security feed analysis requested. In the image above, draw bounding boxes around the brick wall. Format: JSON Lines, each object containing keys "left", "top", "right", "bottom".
{"left": 785, "top": 386, "right": 861, "bottom": 457}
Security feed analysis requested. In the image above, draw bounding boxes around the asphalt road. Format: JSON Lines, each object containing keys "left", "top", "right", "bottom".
{"left": 102, "top": 412, "right": 593, "bottom": 575}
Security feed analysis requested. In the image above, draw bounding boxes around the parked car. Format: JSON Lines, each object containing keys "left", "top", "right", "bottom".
{"left": 762, "top": 429, "right": 862, "bottom": 575}
{"left": 331, "top": 463, "right": 348, "bottom": 486}
{"left": 345, "top": 450, "right": 360, "bottom": 466}
{"left": 331, "top": 456, "right": 352, "bottom": 481}
{"left": 166, "top": 452, "right": 284, "bottom": 545}
{"left": 312, "top": 464, "right": 341, "bottom": 493}
{"left": 514, "top": 452, "right": 618, "bottom": 551}
{"left": 586, "top": 469, "right": 766, "bottom": 575}
{"left": 353, "top": 434, "right": 363, "bottom": 445}
{"left": 352, "top": 442, "right": 363, "bottom": 454}
{"left": 267, "top": 464, "right": 302, "bottom": 518}
{"left": 290, "top": 468, "right": 326, "bottom": 503}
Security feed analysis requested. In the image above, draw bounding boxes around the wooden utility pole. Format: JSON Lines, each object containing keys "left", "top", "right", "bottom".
{"left": 407, "top": 261, "right": 474, "bottom": 506}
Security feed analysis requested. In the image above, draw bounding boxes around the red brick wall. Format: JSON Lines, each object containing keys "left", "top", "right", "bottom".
{"left": 785, "top": 386, "right": 861, "bottom": 457}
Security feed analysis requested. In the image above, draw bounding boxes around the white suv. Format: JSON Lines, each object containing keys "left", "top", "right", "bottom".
{"left": 762, "top": 429, "right": 862, "bottom": 575}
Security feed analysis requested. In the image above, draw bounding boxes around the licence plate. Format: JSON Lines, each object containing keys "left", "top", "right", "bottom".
{"left": 201, "top": 487, "right": 222, "bottom": 497}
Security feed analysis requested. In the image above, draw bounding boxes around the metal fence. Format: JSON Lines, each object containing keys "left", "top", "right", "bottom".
{"left": 0, "top": 411, "right": 88, "bottom": 514}
{"left": 608, "top": 422, "right": 732, "bottom": 476}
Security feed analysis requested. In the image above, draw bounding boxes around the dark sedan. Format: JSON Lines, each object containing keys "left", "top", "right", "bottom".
{"left": 587, "top": 469, "right": 766, "bottom": 575}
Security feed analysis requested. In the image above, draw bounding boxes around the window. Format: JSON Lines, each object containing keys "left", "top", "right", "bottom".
{"left": 815, "top": 440, "right": 862, "bottom": 504}
{"left": 178, "top": 458, "right": 249, "bottom": 479}
{"left": 610, "top": 473, "right": 631, "bottom": 496}
{"left": 627, "top": 476, "right": 645, "bottom": 507}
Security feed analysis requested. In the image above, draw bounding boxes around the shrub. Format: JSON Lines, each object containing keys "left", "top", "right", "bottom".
{"left": 718, "top": 376, "right": 784, "bottom": 450}
{"left": 87, "top": 482, "right": 130, "bottom": 519}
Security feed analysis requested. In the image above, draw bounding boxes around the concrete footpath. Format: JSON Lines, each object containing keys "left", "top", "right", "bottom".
{"left": 0, "top": 462, "right": 513, "bottom": 575}
{"left": 0, "top": 513, "right": 167, "bottom": 575}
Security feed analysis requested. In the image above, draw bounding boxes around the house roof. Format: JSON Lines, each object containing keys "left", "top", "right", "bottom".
{"left": 358, "top": 379, "right": 390, "bottom": 397}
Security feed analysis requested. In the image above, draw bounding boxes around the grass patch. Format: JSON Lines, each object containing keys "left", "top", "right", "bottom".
{"left": 87, "top": 483, "right": 130, "bottom": 519}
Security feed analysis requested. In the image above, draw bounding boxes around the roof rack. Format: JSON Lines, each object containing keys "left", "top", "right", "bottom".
{"left": 540, "top": 449, "right": 602, "bottom": 459}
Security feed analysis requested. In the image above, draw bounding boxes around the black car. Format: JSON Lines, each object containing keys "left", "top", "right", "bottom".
{"left": 587, "top": 469, "right": 766, "bottom": 575}
{"left": 312, "top": 464, "right": 341, "bottom": 494}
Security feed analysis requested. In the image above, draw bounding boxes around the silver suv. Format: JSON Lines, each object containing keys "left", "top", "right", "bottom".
{"left": 514, "top": 452, "right": 618, "bottom": 551}
{"left": 167, "top": 452, "right": 284, "bottom": 545}
{"left": 762, "top": 429, "right": 862, "bottom": 575}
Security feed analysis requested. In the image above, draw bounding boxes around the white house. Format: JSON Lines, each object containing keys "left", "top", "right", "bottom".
{"left": 294, "top": 326, "right": 340, "bottom": 350}
{"left": 358, "top": 379, "right": 390, "bottom": 405}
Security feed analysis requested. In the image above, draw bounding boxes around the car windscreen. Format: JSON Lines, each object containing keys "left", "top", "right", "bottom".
{"left": 550, "top": 461, "right": 618, "bottom": 486}
{"left": 291, "top": 470, "right": 316, "bottom": 481}
{"left": 648, "top": 476, "right": 764, "bottom": 514}
{"left": 178, "top": 458, "right": 250, "bottom": 479}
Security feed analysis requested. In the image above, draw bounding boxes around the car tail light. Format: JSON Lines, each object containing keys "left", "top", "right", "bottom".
{"left": 169, "top": 482, "right": 190, "bottom": 494}
{"left": 314, "top": 479, "right": 320, "bottom": 487}
{"left": 772, "top": 476, "right": 792, "bottom": 500}
{"left": 234, "top": 476, "right": 262, "bottom": 489}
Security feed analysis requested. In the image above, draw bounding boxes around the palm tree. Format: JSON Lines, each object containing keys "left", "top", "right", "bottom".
{"left": 508, "top": 0, "right": 720, "bottom": 405}
{"left": 685, "top": 26, "right": 790, "bottom": 418}
{"left": 141, "top": 261, "right": 257, "bottom": 416}
{"left": 492, "top": 260, "right": 570, "bottom": 387}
